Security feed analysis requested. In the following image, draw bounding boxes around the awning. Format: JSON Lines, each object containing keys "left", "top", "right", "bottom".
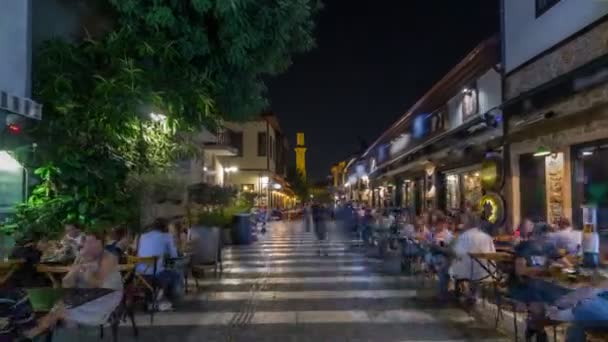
{"left": 0, "top": 90, "right": 42, "bottom": 120}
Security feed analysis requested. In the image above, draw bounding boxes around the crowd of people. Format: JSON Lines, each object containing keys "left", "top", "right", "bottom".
{"left": 2, "top": 217, "right": 191, "bottom": 340}
{"left": 344, "top": 203, "right": 607, "bottom": 342}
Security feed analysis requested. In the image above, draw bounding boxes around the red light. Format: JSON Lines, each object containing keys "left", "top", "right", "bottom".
{"left": 7, "top": 123, "right": 21, "bottom": 134}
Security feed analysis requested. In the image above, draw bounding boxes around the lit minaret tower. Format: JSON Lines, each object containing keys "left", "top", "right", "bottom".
{"left": 294, "top": 132, "right": 307, "bottom": 180}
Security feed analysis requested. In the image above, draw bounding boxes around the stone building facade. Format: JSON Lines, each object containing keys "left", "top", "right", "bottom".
{"left": 504, "top": 15, "right": 608, "bottom": 231}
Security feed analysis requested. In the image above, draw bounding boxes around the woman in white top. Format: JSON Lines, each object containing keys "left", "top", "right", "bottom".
{"left": 40, "top": 232, "right": 123, "bottom": 328}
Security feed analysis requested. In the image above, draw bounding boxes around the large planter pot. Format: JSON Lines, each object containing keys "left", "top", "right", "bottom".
{"left": 189, "top": 225, "right": 221, "bottom": 264}
{"left": 232, "top": 213, "right": 253, "bottom": 245}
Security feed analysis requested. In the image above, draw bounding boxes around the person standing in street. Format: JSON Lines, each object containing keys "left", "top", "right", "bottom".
{"left": 304, "top": 203, "right": 313, "bottom": 232}
{"left": 312, "top": 203, "right": 328, "bottom": 256}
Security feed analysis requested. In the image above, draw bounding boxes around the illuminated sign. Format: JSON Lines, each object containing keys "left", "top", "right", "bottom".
{"left": 480, "top": 192, "right": 505, "bottom": 225}
{"left": 412, "top": 114, "right": 429, "bottom": 139}
{"left": 389, "top": 134, "right": 411, "bottom": 156}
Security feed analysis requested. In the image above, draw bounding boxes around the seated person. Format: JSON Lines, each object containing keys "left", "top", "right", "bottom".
{"left": 548, "top": 217, "right": 582, "bottom": 256}
{"left": 59, "top": 232, "right": 123, "bottom": 326}
{"left": 137, "top": 218, "right": 180, "bottom": 311}
{"left": 106, "top": 225, "right": 130, "bottom": 261}
{"left": 548, "top": 278, "right": 608, "bottom": 341}
{"left": 33, "top": 232, "right": 123, "bottom": 333}
{"left": 42, "top": 223, "right": 85, "bottom": 263}
{"left": 450, "top": 212, "right": 496, "bottom": 302}
{"left": 9, "top": 235, "right": 48, "bottom": 287}
{"left": 507, "top": 223, "right": 571, "bottom": 341}
{"left": 0, "top": 288, "right": 43, "bottom": 340}
{"left": 429, "top": 216, "right": 455, "bottom": 299}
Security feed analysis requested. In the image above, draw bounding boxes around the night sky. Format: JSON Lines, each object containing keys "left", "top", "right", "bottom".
{"left": 268, "top": 0, "right": 500, "bottom": 181}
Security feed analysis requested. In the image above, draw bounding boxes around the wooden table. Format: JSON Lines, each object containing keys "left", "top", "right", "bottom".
{"left": 36, "top": 264, "right": 135, "bottom": 288}
{"left": 468, "top": 252, "right": 514, "bottom": 282}
{"left": 0, "top": 259, "right": 24, "bottom": 286}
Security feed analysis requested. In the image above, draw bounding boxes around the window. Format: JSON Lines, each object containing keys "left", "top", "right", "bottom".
{"left": 241, "top": 184, "right": 255, "bottom": 192}
{"left": 257, "top": 132, "right": 267, "bottom": 156}
{"left": 269, "top": 135, "right": 274, "bottom": 160}
{"left": 230, "top": 131, "right": 243, "bottom": 157}
{"left": 536, "top": 0, "right": 560, "bottom": 18}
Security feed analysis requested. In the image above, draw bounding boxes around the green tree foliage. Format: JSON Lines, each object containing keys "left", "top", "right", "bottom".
{"left": 286, "top": 166, "right": 309, "bottom": 201}
{"left": 2, "top": 0, "right": 320, "bottom": 238}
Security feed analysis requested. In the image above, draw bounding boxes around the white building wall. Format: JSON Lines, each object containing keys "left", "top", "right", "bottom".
{"left": 225, "top": 121, "right": 269, "bottom": 170}
{"left": 446, "top": 68, "right": 501, "bottom": 129}
{"left": 0, "top": 0, "right": 31, "bottom": 97}
{"left": 504, "top": 0, "right": 608, "bottom": 73}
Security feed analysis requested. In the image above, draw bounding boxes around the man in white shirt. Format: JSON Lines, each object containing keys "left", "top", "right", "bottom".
{"left": 137, "top": 218, "right": 179, "bottom": 310}
{"left": 549, "top": 217, "right": 582, "bottom": 255}
{"left": 450, "top": 212, "right": 496, "bottom": 302}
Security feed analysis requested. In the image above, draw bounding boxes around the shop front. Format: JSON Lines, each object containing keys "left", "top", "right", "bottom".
{"left": 507, "top": 108, "right": 608, "bottom": 230}
{"left": 444, "top": 165, "right": 482, "bottom": 213}
{"left": 572, "top": 139, "right": 608, "bottom": 233}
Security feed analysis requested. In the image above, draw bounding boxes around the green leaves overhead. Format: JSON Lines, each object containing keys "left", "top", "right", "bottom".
{"left": 4, "top": 0, "right": 319, "bottom": 237}
{"left": 106, "top": 0, "right": 321, "bottom": 119}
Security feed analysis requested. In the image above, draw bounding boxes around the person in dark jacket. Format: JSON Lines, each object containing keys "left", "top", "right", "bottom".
{"left": 312, "top": 204, "right": 328, "bottom": 256}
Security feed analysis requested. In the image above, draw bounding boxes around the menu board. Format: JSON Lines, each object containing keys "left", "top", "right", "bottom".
{"left": 545, "top": 152, "right": 564, "bottom": 224}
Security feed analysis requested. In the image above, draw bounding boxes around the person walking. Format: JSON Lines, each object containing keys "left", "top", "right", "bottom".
{"left": 312, "top": 204, "right": 328, "bottom": 256}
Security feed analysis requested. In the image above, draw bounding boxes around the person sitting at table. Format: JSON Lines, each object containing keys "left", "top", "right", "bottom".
{"left": 450, "top": 211, "right": 496, "bottom": 304}
{"left": 106, "top": 225, "right": 130, "bottom": 262}
{"left": 137, "top": 218, "right": 180, "bottom": 311}
{"left": 0, "top": 287, "right": 44, "bottom": 340}
{"left": 30, "top": 231, "right": 124, "bottom": 334}
{"left": 429, "top": 216, "right": 455, "bottom": 300}
{"left": 61, "top": 222, "right": 85, "bottom": 254}
{"left": 42, "top": 223, "right": 85, "bottom": 263}
{"left": 507, "top": 220, "right": 571, "bottom": 342}
{"left": 548, "top": 217, "right": 582, "bottom": 256}
{"left": 547, "top": 278, "right": 608, "bottom": 341}
{"left": 58, "top": 231, "right": 123, "bottom": 327}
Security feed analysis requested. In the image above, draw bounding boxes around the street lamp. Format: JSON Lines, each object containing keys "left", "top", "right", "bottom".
{"left": 149, "top": 112, "right": 167, "bottom": 122}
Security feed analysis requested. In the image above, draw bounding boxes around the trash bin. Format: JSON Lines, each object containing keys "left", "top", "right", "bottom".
{"left": 232, "top": 213, "right": 253, "bottom": 245}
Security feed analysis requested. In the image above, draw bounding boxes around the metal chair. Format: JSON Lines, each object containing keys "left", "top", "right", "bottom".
{"left": 125, "top": 255, "right": 158, "bottom": 324}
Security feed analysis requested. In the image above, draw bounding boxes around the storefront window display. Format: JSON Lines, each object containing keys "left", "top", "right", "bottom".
{"left": 463, "top": 170, "right": 482, "bottom": 211}
{"left": 446, "top": 174, "right": 461, "bottom": 210}
{"left": 573, "top": 141, "right": 608, "bottom": 233}
{"left": 444, "top": 169, "right": 482, "bottom": 213}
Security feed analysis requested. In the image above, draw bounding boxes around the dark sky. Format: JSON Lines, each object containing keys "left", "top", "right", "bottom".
{"left": 268, "top": 0, "right": 500, "bottom": 181}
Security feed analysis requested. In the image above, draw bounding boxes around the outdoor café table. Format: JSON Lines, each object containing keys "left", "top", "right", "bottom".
{"left": 36, "top": 263, "right": 136, "bottom": 288}
{"left": 0, "top": 258, "right": 24, "bottom": 286}
{"left": 468, "top": 252, "right": 514, "bottom": 283}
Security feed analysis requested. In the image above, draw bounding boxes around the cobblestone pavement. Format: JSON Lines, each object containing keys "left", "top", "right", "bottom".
{"left": 118, "top": 220, "right": 509, "bottom": 342}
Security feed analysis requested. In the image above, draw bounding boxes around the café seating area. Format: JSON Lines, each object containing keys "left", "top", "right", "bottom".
{"left": 351, "top": 208, "right": 608, "bottom": 342}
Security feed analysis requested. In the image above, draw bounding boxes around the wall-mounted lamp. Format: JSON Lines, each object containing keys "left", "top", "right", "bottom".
{"left": 533, "top": 146, "right": 551, "bottom": 157}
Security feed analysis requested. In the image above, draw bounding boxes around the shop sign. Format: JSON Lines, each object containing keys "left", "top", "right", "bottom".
{"left": 355, "top": 164, "right": 366, "bottom": 177}
{"left": 545, "top": 152, "right": 564, "bottom": 224}
{"left": 412, "top": 109, "right": 446, "bottom": 140}
{"left": 378, "top": 144, "right": 390, "bottom": 163}
{"left": 389, "top": 134, "right": 411, "bottom": 157}
{"left": 462, "top": 83, "right": 479, "bottom": 120}
{"left": 413, "top": 114, "right": 429, "bottom": 139}
{"left": 480, "top": 191, "right": 505, "bottom": 225}
{"left": 481, "top": 155, "right": 504, "bottom": 191}
{"left": 369, "top": 158, "right": 377, "bottom": 173}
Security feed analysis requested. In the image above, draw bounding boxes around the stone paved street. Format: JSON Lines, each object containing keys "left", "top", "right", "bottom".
{"left": 119, "top": 220, "right": 509, "bottom": 341}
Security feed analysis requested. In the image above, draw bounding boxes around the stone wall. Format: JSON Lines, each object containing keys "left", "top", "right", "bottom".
{"left": 506, "top": 18, "right": 608, "bottom": 100}
{"left": 508, "top": 81, "right": 608, "bottom": 135}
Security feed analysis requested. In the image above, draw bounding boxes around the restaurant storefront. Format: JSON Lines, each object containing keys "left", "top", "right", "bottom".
{"left": 444, "top": 165, "right": 483, "bottom": 214}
